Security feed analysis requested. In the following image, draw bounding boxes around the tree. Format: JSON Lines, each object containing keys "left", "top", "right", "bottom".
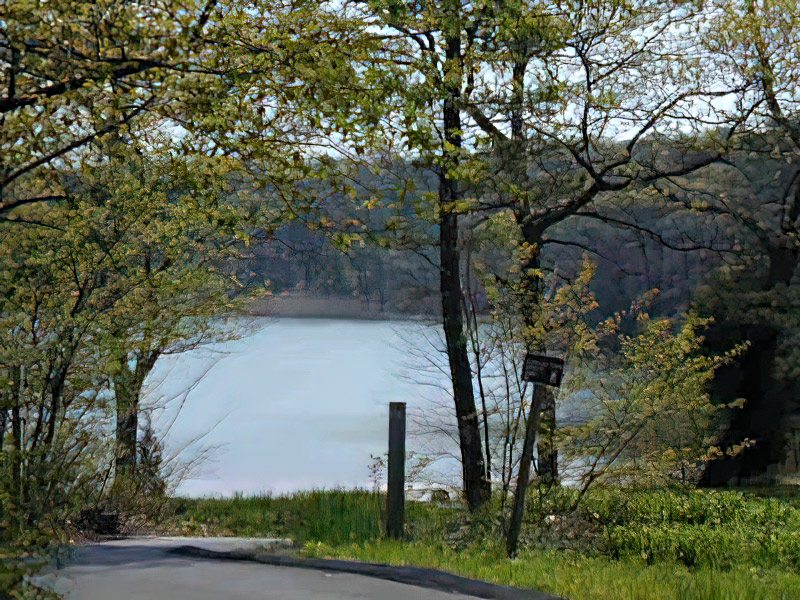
{"left": 1, "top": 3, "right": 393, "bottom": 557}
{"left": 66, "top": 148, "right": 258, "bottom": 482}
{"left": 1, "top": 202, "right": 126, "bottom": 538}
{"left": 562, "top": 313, "right": 745, "bottom": 493}
{"left": 1, "top": 0, "right": 371, "bottom": 221}
{"left": 0, "top": 0, "right": 223, "bottom": 216}
{"left": 317, "top": 0, "right": 744, "bottom": 507}
{"left": 0, "top": 155, "right": 280, "bottom": 566}
{"left": 332, "top": 0, "right": 495, "bottom": 510}
{"left": 678, "top": 0, "right": 800, "bottom": 483}
{"left": 449, "top": 0, "right": 750, "bottom": 483}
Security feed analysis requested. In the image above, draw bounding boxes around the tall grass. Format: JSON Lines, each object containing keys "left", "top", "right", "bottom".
{"left": 172, "top": 489, "right": 460, "bottom": 546}
{"left": 172, "top": 490, "right": 385, "bottom": 545}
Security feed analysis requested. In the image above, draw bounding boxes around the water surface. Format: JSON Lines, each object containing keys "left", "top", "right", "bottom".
{"left": 146, "top": 318, "right": 451, "bottom": 497}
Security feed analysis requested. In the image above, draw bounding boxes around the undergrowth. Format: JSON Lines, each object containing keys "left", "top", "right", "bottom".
{"left": 170, "top": 486, "right": 800, "bottom": 600}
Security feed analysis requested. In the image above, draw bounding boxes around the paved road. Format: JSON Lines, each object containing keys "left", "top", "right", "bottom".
{"left": 43, "top": 538, "right": 482, "bottom": 600}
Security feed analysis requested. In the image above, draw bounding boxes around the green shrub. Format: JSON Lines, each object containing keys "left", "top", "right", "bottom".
{"left": 586, "top": 489, "right": 800, "bottom": 569}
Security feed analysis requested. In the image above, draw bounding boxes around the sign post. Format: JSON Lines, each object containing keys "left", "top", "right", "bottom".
{"left": 506, "top": 354, "right": 564, "bottom": 557}
{"left": 386, "top": 402, "right": 406, "bottom": 539}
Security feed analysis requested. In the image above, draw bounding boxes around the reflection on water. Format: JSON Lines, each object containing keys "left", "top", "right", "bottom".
{"left": 145, "top": 318, "right": 450, "bottom": 497}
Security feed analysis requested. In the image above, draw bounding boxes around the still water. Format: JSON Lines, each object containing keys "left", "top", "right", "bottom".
{"left": 145, "top": 318, "right": 452, "bottom": 497}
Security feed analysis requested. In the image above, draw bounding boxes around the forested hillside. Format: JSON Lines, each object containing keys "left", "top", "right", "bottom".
{"left": 240, "top": 162, "right": 727, "bottom": 321}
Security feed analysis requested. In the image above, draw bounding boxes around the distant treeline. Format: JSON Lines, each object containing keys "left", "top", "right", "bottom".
{"left": 240, "top": 164, "right": 728, "bottom": 322}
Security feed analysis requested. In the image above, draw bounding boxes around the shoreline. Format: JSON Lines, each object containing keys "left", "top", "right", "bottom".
{"left": 247, "top": 294, "right": 438, "bottom": 322}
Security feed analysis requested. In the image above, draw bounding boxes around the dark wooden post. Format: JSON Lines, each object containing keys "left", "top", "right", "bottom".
{"left": 386, "top": 402, "right": 406, "bottom": 539}
{"left": 506, "top": 354, "right": 564, "bottom": 557}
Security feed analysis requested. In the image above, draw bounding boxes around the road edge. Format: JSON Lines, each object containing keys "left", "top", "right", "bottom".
{"left": 169, "top": 545, "right": 563, "bottom": 600}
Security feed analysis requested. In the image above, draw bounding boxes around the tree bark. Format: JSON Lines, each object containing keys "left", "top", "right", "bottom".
{"left": 113, "top": 349, "right": 160, "bottom": 477}
{"left": 536, "top": 391, "right": 558, "bottom": 484}
{"left": 439, "top": 28, "right": 490, "bottom": 511}
{"left": 508, "top": 55, "right": 559, "bottom": 485}
{"left": 114, "top": 366, "right": 139, "bottom": 475}
{"left": 0, "top": 409, "right": 6, "bottom": 455}
{"left": 703, "top": 207, "right": 800, "bottom": 485}
{"left": 516, "top": 224, "right": 560, "bottom": 485}
{"left": 10, "top": 366, "right": 24, "bottom": 524}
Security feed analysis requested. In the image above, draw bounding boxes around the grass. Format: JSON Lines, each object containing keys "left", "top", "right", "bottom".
{"left": 303, "top": 540, "right": 800, "bottom": 600}
{"left": 169, "top": 490, "right": 388, "bottom": 545}
{"left": 167, "top": 488, "right": 800, "bottom": 600}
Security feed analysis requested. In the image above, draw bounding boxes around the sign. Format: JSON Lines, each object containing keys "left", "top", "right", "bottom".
{"left": 522, "top": 354, "right": 564, "bottom": 387}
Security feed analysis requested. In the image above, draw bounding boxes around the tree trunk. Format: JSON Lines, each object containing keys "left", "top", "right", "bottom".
{"left": 439, "top": 28, "right": 490, "bottom": 511}
{"left": 114, "top": 367, "right": 139, "bottom": 475}
{"left": 703, "top": 241, "right": 800, "bottom": 485}
{"left": 113, "top": 349, "right": 161, "bottom": 478}
{"left": 9, "top": 365, "right": 24, "bottom": 526}
{"left": 0, "top": 409, "right": 6, "bottom": 455}
{"left": 508, "top": 54, "right": 559, "bottom": 485}
{"left": 516, "top": 226, "right": 560, "bottom": 485}
{"left": 536, "top": 391, "right": 558, "bottom": 484}
{"left": 464, "top": 243, "right": 493, "bottom": 486}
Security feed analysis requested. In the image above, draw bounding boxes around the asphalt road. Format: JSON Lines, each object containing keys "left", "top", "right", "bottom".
{"left": 43, "top": 539, "right": 483, "bottom": 600}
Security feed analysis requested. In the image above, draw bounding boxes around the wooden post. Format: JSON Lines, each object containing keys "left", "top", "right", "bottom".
{"left": 506, "top": 382, "right": 546, "bottom": 557}
{"left": 386, "top": 402, "right": 406, "bottom": 539}
{"left": 506, "top": 353, "right": 565, "bottom": 557}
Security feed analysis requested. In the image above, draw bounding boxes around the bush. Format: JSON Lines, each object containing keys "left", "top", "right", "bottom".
{"left": 586, "top": 489, "right": 800, "bottom": 569}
